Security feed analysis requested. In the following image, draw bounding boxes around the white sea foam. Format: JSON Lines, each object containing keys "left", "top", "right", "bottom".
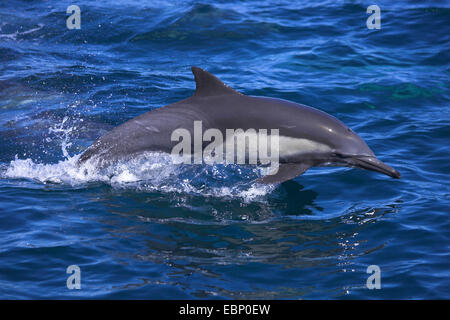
{"left": 0, "top": 116, "right": 275, "bottom": 201}
{"left": 3, "top": 152, "right": 274, "bottom": 201}
{"left": 0, "top": 23, "right": 44, "bottom": 40}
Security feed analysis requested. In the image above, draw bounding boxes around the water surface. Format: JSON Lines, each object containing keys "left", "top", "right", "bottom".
{"left": 0, "top": 0, "right": 449, "bottom": 299}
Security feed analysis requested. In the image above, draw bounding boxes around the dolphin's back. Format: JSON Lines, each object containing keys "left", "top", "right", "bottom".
{"left": 78, "top": 99, "right": 206, "bottom": 164}
{"left": 79, "top": 88, "right": 345, "bottom": 165}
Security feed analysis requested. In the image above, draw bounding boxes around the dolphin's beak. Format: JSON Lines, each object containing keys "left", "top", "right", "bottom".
{"left": 350, "top": 156, "right": 401, "bottom": 179}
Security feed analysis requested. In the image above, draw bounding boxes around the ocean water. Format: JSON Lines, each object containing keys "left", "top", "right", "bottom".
{"left": 0, "top": 0, "right": 449, "bottom": 299}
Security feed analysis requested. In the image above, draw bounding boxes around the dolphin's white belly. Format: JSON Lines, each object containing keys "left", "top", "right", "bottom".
{"left": 212, "top": 131, "right": 332, "bottom": 163}
{"left": 277, "top": 136, "right": 331, "bottom": 158}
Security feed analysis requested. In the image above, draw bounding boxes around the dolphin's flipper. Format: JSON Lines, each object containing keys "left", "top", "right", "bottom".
{"left": 256, "top": 163, "right": 312, "bottom": 184}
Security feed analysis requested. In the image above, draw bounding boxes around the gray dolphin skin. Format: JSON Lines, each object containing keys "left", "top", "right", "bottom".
{"left": 79, "top": 66, "right": 400, "bottom": 184}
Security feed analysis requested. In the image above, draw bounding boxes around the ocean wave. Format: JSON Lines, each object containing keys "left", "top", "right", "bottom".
{"left": 2, "top": 150, "right": 275, "bottom": 202}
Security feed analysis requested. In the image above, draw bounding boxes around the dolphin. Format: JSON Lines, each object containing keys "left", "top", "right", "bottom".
{"left": 78, "top": 66, "right": 400, "bottom": 184}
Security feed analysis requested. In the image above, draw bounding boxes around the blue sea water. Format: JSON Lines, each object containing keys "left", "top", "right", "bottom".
{"left": 0, "top": 0, "right": 449, "bottom": 299}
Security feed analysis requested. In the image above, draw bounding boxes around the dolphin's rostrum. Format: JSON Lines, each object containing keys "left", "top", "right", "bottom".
{"left": 79, "top": 66, "right": 400, "bottom": 184}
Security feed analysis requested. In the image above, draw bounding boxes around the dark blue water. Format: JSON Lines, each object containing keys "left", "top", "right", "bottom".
{"left": 0, "top": 0, "right": 449, "bottom": 299}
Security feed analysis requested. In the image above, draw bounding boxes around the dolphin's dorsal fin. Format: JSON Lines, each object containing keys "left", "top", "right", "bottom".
{"left": 191, "top": 66, "right": 242, "bottom": 97}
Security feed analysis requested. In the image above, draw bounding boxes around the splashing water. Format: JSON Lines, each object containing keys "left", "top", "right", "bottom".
{"left": 48, "top": 116, "right": 73, "bottom": 159}
{"left": 2, "top": 117, "right": 275, "bottom": 201}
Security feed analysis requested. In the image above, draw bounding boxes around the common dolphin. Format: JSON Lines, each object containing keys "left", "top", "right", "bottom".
{"left": 79, "top": 66, "right": 400, "bottom": 184}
